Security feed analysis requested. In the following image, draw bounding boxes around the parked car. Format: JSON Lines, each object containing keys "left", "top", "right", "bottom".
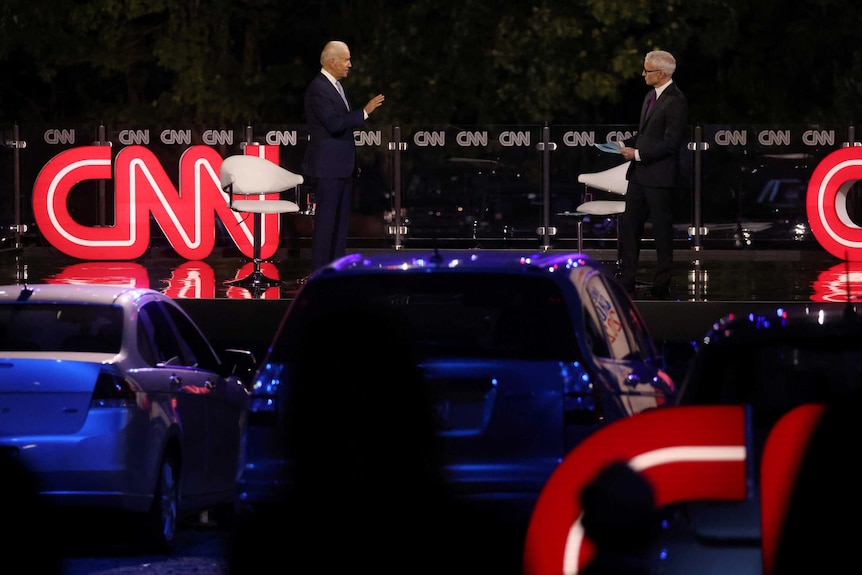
{"left": 238, "top": 249, "right": 676, "bottom": 539}
{"left": 525, "top": 302, "right": 862, "bottom": 575}
{"left": 657, "top": 303, "right": 862, "bottom": 574}
{"left": 0, "top": 283, "right": 255, "bottom": 552}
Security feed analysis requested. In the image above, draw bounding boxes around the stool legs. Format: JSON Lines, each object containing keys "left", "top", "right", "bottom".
{"left": 577, "top": 217, "right": 584, "bottom": 253}
{"left": 225, "top": 212, "right": 283, "bottom": 294}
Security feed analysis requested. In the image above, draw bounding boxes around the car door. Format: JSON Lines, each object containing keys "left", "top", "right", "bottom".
{"left": 137, "top": 300, "right": 211, "bottom": 498}
{"left": 162, "top": 302, "right": 246, "bottom": 495}
{"left": 579, "top": 272, "right": 675, "bottom": 420}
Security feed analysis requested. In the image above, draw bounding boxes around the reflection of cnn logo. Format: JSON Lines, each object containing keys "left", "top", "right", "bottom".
{"left": 807, "top": 146, "right": 862, "bottom": 261}
{"left": 810, "top": 261, "right": 862, "bottom": 302}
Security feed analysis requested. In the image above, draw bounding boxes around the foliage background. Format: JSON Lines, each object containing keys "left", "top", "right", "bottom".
{"left": 1, "top": 0, "right": 860, "bottom": 126}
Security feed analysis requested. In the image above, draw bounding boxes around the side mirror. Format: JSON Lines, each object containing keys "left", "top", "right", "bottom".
{"left": 223, "top": 348, "right": 257, "bottom": 390}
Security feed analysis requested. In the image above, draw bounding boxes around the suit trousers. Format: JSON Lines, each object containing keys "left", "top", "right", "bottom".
{"left": 618, "top": 179, "right": 674, "bottom": 293}
{"left": 311, "top": 176, "right": 353, "bottom": 271}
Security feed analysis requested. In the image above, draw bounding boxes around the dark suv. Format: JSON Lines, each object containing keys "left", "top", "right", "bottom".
{"left": 238, "top": 249, "right": 676, "bottom": 540}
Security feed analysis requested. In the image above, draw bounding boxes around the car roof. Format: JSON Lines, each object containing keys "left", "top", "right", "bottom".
{"left": 317, "top": 250, "right": 606, "bottom": 277}
{"left": 700, "top": 304, "right": 862, "bottom": 345}
{"left": 679, "top": 303, "right": 862, "bottom": 415}
{"left": 0, "top": 284, "right": 157, "bottom": 305}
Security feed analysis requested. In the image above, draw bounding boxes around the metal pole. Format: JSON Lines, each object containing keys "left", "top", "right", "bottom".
{"left": 244, "top": 125, "right": 260, "bottom": 263}
{"left": 692, "top": 125, "right": 703, "bottom": 252}
{"left": 12, "top": 124, "right": 22, "bottom": 248}
{"left": 98, "top": 124, "right": 107, "bottom": 226}
{"left": 388, "top": 125, "right": 406, "bottom": 250}
{"left": 684, "top": 125, "right": 709, "bottom": 301}
{"left": 537, "top": 124, "right": 557, "bottom": 252}
{"left": 686, "top": 125, "right": 709, "bottom": 253}
{"left": 847, "top": 124, "right": 860, "bottom": 147}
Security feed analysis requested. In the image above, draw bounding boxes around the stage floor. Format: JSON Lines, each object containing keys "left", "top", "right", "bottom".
{"left": 0, "top": 242, "right": 856, "bottom": 356}
{"left": 0, "top": 243, "right": 849, "bottom": 302}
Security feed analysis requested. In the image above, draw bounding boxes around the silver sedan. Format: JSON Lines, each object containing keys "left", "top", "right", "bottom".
{"left": 0, "top": 284, "right": 253, "bottom": 553}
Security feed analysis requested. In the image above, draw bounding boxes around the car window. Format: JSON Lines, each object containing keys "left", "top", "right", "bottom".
{"left": 136, "top": 319, "right": 158, "bottom": 366}
{"left": 139, "top": 301, "right": 188, "bottom": 366}
{"left": 582, "top": 307, "right": 611, "bottom": 358}
{"left": 163, "top": 303, "right": 220, "bottom": 371}
{"left": 582, "top": 274, "right": 654, "bottom": 361}
{"left": 280, "top": 274, "right": 580, "bottom": 362}
{"left": 0, "top": 303, "right": 122, "bottom": 353}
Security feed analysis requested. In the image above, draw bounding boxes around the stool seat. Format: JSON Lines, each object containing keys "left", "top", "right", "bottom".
{"left": 575, "top": 200, "right": 626, "bottom": 216}
{"left": 231, "top": 199, "right": 300, "bottom": 214}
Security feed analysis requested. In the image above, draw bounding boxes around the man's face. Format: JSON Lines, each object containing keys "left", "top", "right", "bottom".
{"left": 642, "top": 60, "right": 665, "bottom": 87}
{"left": 330, "top": 48, "right": 352, "bottom": 80}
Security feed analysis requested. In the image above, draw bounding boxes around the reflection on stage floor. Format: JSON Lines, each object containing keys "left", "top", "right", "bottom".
{"left": 0, "top": 244, "right": 854, "bottom": 303}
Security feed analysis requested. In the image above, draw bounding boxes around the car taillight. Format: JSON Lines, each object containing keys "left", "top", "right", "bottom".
{"left": 249, "top": 362, "right": 284, "bottom": 425}
{"left": 90, "top": 372, "right": 138, "bottom": 408}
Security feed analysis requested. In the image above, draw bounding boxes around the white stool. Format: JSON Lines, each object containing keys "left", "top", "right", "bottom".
{"left": 220, "top": 155, "right": 303, "bottom": 292}
{"left": 572, "top": 161, "right": 631, "bottom": 254}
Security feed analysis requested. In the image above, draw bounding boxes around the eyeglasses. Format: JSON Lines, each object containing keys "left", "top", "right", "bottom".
{"left": 642, "top": 68, "right": 660, "bottom": 74}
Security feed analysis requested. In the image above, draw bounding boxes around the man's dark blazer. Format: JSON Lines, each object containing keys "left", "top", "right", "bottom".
{"left": 301, "top": 73, "right": 367, "bottom": 179}
{"left": 622, "top": 81, "right": 689, "bottom": 188}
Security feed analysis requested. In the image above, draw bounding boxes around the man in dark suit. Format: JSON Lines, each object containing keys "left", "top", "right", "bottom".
{"left": 301, "top": 40, "right": 385, "bottom": 276}
{"left": 618, "top": 50, "right": 688, "bottom": 300}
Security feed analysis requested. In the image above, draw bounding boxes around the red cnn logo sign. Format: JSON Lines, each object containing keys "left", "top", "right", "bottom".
{"left": 33, "top": 144, "right": 285, "bottom": 260}
{"left": 807, "top": 145, "right": 862, "bottom": 261}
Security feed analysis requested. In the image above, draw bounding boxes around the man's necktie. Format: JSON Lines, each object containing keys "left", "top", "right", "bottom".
{"left": 335, "top": 81, "right": 350, "bottom": 110}
{"left": 646, "top": 90, "right": 657, "bottom": 116}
